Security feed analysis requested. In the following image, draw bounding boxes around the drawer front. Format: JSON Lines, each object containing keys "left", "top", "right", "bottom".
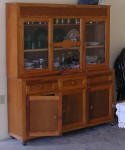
{"left": 26, "top": 80, "right": 58, "bottom": 95}
{"left": 88, "top": 75, "right": 113, "bottom": 86}
{"left": 60, "top": 78, "right": 86, "bottom": 90}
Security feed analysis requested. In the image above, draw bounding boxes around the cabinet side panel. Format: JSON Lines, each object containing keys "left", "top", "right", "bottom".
{"left": 6, "top": 4, "right": 19, "bottom": 78}
{"left": 8, "top": 79, "right": 26, "bottom": 139}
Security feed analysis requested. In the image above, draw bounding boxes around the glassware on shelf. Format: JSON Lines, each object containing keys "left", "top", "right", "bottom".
{"left": 54, "top": 49, "right": 80, "bottom": 70}
{"left": 75, "top": 18, "right": 80, "bottom": 24}
{"left": 61, "top": 19, "right": 64, "bottom": 24}
{"left": 24, "top": 21, "right": 48, "bottom": 50}
{"left": 67, "top": 18, "right": 70, "bottom": 24}
{"left": 33, "top": 28, "right": 48, "bottom": 49}
{"left": 54, "top": 56, "right": 60, "bottom": 69}
{"left": 24, "top": 30, "right": 33, "bottom": 49}
{"left": 39, "top": 58, "right": 44, "bottom": 69}
{"left": 54, "top": 18, "right": 80, "bottom": 25}
{"left": 24, "top": 21, "right": 48, "bottom": 70}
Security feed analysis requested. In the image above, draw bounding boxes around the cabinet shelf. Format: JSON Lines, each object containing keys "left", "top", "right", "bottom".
{"left": 24, "top": 47, "right": 80, "bottom": 53}
{"left": 54, "top": 47, "right": 80, "bottom": 51}
{"left": 86, "top": 45, "right": 104, "bottom": 49}
{"left": 24, "top": 48, "right": 48, "bottom": 52}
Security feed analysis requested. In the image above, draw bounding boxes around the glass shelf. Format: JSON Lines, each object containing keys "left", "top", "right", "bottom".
{"left": 24, "top": 48, "right": 48, "bottom": 52}
{"left": 85, "top": 21, "right": 105, "bottom": 65}
{"left": 85, "top": 45, "right": 104, "bottom": 49}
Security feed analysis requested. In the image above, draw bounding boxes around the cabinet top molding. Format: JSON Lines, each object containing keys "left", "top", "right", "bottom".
{"left": 6, "top": 3, "right": 110, "bottom": 8}
{"left": 6, "top": 3, "right": 110, "bottom": 18}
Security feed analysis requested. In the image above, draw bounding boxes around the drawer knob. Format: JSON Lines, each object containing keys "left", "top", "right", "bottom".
{"left": 71, "top": 81, "right": 75, "bottom": 85}
{"left": 90, "top": 105, "right": 94, "bottom": 110}
{"left": 53, "top": 115, "right": 57, "bottom": 120}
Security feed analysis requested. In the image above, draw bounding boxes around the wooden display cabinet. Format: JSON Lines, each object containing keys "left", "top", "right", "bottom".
{"left": 6, "top": 3, "right": 114, "bottom": 144}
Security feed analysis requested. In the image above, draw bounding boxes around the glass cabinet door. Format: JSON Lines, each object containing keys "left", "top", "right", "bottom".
{"left": 85, "top": 21, "right": 105, "bottom": 65}
{"left": 24, "top": 21, "right": 48, "bottom": 70}
{"left": 53, "top": 18, "right": 80, "bottom": 71}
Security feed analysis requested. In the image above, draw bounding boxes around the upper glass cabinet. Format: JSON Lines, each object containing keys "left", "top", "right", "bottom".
{"left": 22, "top": 18, "right": 107, "bottom": 73}
{"left": 53, "top": 18, "right": 80, "bottom": 71}
{"left": 85, "top": 21, "right": 105, "bottom": 65}
{"left": 24, "top": 21, "right": 48, "bottom": 70}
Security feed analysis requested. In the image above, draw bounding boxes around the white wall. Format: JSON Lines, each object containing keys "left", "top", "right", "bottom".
{"left": 105, "top": 0, "right": 125, "bottom": 67}
{"left": 0, "top": 1, "right": 8, "bottom": 140}
{"left": 0, "top": 0, "right": 125, "bottom": 139}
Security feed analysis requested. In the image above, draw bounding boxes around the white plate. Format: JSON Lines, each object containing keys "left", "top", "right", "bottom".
{"left": 86, "top": 42, "right": 100, "bottom": 46}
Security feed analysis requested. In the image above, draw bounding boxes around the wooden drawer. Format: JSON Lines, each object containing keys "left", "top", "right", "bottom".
{"left": 60, "top": 78, "right": 86, "bottom": 90}
{"left": 26, "top": 80, "right": 58, "bottom": 95}
{"left": 88, "top": 75, "right": 113, "bottom": 86}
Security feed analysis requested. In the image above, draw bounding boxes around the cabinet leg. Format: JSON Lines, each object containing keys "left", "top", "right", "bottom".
{"left": 22, "top": 141, "right": 27, "bottom": 146}
{"left": 110, "top": 122, "right": 117, "bottom": 126}
{"left": 10, "top": 136, "right": 15, "bottom": 139}
{"left": 109, "top": 119, "right": 118, "bottom": 126}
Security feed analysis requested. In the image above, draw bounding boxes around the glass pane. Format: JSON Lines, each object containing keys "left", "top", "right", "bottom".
{"left": 53, "top": 18, "right": 80, "bottom": 71}
{"left": 85, "top": 21, "right": 105, "bottom": 64}
{"left": 54, "top": 48, "right": 80, "bottom": 70}
{"left": 53, "top": 18, "right": 80, "bottom": 43}
{"left": 24, "top": 21, "right": 48, "bottom": 70}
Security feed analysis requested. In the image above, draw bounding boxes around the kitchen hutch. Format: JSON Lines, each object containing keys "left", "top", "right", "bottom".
{"left": 6, "top": 3, "right": 114, "bottom": 144}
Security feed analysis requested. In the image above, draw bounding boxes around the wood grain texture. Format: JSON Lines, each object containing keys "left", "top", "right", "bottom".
{"left": 6, "top": 3, "right": 113, "bottom": 143}
{"left": 6, "top": 4, "right": 19, "bottom": 78}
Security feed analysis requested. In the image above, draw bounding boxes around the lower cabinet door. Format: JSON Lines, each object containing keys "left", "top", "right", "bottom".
{"left": 62, "top": 89, "right": 86, "bottom": 132}
{"left": 28, "top": 95, "right": 62, "bottom": 137}
{"left": 87, "top": 84, "right": 113, "bottom": 125}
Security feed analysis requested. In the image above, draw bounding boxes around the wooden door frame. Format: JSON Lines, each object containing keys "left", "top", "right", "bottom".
{"left": 26, "top": 93, "right": 62, "bottom": 137}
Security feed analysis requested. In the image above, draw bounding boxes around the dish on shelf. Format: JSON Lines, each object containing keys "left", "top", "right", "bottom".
{"left": 86, "top": 41, "right": 100, "bottom": 46}
{"left": 24, "top": 62, "right": 34, "bottom": 69}
{"left": 66, "top": 29, "right": 80, "bottom": 41}
{"left": 86, "top": 56, "right": 98, "bottom": 64}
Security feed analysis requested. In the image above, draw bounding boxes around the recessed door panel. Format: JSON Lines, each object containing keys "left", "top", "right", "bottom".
{"left": 28, "top": 95, "right": 62, "bottom": 137}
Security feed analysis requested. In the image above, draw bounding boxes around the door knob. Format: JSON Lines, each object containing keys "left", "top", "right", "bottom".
{"left": 90, "top": 105, "right": 94, "bottom": 110}
{"left": 53, "top": 115, "right": 57, "bottom": 120}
